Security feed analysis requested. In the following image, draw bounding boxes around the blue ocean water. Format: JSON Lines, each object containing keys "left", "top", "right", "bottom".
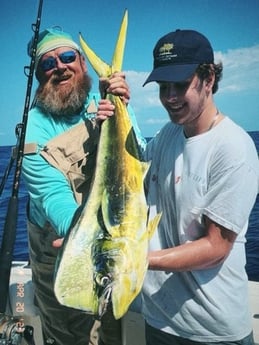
{"left": 0, "top": 132, "right": 259, "bottom": 281}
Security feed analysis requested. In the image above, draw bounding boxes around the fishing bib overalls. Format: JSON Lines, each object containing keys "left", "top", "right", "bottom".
{"left": 25, "top": 118, "right": 122, "bottom": 345}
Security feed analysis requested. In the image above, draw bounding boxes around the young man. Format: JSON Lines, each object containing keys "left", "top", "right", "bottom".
{"left": 22, "top": 27, "right": 144, "bottom": 345}
{"left": 99, "top": 29, "right": 259, "bottom": 345}
{"left": 141, "top": 29, "right": 259, "bottom": 345}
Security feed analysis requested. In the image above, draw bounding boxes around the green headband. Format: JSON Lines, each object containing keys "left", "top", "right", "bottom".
{"left": 28, "top": 27, "right": 81, "bottom": 69}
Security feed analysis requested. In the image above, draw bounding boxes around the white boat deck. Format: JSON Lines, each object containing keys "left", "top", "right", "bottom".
{"left": 27, "top": 281, "right": 259, "bottom": 345}
{"left": 7, "top": 263, "right": 259, "bottom": 344}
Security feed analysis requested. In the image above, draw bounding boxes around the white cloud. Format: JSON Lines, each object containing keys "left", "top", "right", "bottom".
{"left": 215, "top": 45, "right": 259, "bottom": 94}
{"left": 215, "top": 45, "right": 259, "bottom": 69}
{"left": 146, "top": 117, "right": 167, "bottom": 125}
{"left": 125, "top": 71, "right": 161, "bottom": 110}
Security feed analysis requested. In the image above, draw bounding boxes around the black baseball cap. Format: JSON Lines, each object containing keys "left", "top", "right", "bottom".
{"left": 143, "top": 29, "right": 214, "bottom": 85}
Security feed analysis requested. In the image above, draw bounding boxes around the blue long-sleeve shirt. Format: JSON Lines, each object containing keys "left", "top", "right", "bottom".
{"left": 22, "top": 92, "right": 146, "bottom": 236}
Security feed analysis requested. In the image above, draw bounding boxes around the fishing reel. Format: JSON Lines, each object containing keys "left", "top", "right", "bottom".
{"left": 0, "top": 313, "right": 34, "bottom": 345}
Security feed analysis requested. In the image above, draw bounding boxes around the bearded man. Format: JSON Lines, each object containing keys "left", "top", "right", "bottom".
{"left": 22, "top": 27, "right": 145, "bottom": 345}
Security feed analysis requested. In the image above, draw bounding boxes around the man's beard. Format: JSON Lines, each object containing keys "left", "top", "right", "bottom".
{"left": 35, "top": 73, "right": 92, "bottom": 117}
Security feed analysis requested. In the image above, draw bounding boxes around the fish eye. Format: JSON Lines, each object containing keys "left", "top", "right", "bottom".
{"left": 95, "top": 273, "right": 111, "bottom": 287}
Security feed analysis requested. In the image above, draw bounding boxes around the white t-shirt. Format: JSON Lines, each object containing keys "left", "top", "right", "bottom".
{"left": 142, "top": 117, "right": 259, "bottom": 341}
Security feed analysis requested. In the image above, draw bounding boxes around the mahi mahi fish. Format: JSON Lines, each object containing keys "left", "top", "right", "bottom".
{"left": 54, "top": 10, "right": 161, "bottom": 320}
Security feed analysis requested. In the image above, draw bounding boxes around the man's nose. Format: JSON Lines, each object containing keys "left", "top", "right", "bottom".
{"left": 165, "top": 85, "right": 178, "bottom": 100}
{"left": 55, "top": 57, "right": 67, "bottom": 70}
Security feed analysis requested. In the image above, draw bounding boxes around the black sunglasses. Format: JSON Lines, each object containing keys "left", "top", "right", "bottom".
{"left": 40, "top": 50, "right": 77, "bottom": 72}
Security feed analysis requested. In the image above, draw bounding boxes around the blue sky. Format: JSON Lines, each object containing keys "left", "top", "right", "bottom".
{"left": 1, "top": 0, "right": 259, "bottom": 145}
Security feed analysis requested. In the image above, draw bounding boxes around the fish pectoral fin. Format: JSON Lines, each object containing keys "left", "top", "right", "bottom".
{"left": 147, "top": 212, "right": 162, "bottom": 240}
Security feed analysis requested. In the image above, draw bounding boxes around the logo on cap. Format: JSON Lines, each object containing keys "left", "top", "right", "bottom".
{"left": 157, "top": 43, "right": 177, "bottom": 63}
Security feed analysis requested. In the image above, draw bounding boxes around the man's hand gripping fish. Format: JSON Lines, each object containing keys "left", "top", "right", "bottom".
{"left": 54, "top": 10, "right": 161, "bottom": 320}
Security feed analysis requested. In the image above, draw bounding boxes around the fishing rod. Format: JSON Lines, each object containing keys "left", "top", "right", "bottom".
{"left": 0, "top": 0, "right": 43, "bottom": 318}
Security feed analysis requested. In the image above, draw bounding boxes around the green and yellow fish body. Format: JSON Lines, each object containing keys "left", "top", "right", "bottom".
{"left": 54, "top": 10, "right": 161, "bottom": 320}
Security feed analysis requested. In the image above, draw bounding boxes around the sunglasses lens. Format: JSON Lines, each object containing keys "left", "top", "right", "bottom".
{"left": 40, "top": 51, "right": 77, "bottom": 72}
{"left": 59, "top": 51, "right": 77, "bottom": 63}
{"left": 41, "top": 57, "right": 56, "bottom": 71}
